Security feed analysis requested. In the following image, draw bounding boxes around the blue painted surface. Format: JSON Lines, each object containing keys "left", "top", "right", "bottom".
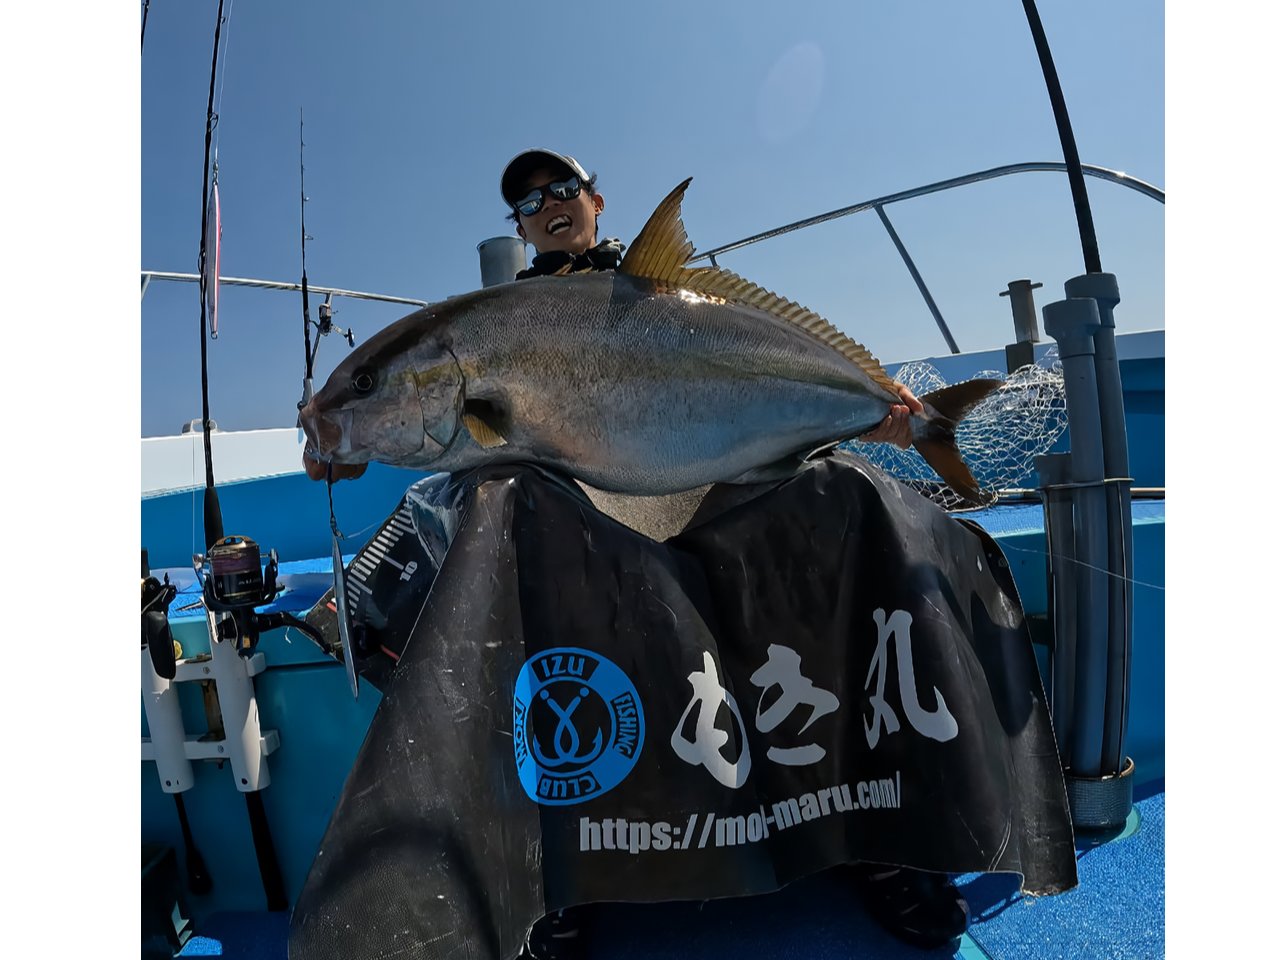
{"left": 180, "top": 790, "right": 1165, "bottom": 959}
{"left": 141, "top": 633, "right": 384, "bottom": 921}
{"left": 142, "top": 462, "right": 427, "bottom": 569}
{"left": 958, "top": 790, "right": 1165, "bottom": 960}
{"left": 142, "top": 371, "right": 1165, "bottom": 953}
{"left": 143, "top": 499, "right": 1165, "bottom": 933}
{"left": 891, "top": 341, "right": 1164, "bottom": 490}
{"left": 964, "top": 501, "right": 1166, "bottom": 782}
{"left": 177, "top": 911, "right": 289, "bottom": 958}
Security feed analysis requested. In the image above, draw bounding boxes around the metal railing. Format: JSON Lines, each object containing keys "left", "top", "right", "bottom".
{"left": 143, "top": 161, "right": 1163, "bottom": 354}
{"left": 140, "top": 271, "right": 432, "bottom": 309}
{"left": 689, "top": 161, "right": 1164, "bottom": 355}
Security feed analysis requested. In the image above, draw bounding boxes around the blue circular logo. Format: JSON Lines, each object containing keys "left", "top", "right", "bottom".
{"left": 513, "top": 647, "right": 645, "bottom": 806}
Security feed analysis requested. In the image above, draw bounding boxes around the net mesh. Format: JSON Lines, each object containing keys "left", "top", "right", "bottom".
{"left": 842, "top": 348, "right": 1069, "bottom": 511}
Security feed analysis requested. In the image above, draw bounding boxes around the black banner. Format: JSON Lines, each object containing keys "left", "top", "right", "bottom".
{"left": 290, "top": 454, "right": 1076, "bottom": 960}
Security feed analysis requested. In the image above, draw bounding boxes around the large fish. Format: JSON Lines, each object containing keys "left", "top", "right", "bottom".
{"left": 300, "top": 180, "right": 1000, "bottom": 503}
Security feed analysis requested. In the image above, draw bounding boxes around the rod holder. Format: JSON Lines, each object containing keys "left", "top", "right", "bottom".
{"left": 142, "top": 648, "right": 195, "bottom": 794}
{"left": 1041, "top": 298, "right": 1110, "bottom": 782}
{"left": 1064, "top": 272, "right": 1133, "bottom": 778}
{"left": 1036, "top": 452, "right": 1076, "bottom": 760}
{"left": 1040, "top": 287, "right": 1135, "bottom": 831}
{"left": 1065, "top": 755, "right": 1134, "bottom": 832}
{"left": 141, "top": 624, "right": 281, "bottom": 793}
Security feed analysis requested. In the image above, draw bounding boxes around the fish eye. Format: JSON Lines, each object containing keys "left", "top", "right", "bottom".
{"left": 351, "top": 370, "right": 376, "bottom": 394}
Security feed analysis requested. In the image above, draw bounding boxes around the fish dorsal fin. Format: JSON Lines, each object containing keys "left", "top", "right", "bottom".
{"left": 620, "top": 179, "right": 899, "bottom": 395}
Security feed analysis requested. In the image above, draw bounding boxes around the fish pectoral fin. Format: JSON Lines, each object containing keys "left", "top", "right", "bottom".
{"left": 462, "top": 413, "right": 506, "bottom": 448}
{"left": 461, "top": 401, "right": 508, "bottom": 449}
{"left": 620, "top": 179, "right": 899, "bottom": 395}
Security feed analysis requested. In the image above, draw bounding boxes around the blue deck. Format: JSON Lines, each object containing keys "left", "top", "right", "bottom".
{"left": 176, "top": 785, "right": 1164, "bottom": 958}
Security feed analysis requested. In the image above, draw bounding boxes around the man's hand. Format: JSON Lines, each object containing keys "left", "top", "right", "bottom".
{"left": 303, "top": 447, "right": 369, "bottom": 482}
{"left": 858, "top": 385, "right": 923, "bottom": 450}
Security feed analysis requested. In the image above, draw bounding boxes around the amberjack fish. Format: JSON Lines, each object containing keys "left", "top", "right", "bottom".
{"left": 300, "top": 180, "right": 1000, "bottom": 503}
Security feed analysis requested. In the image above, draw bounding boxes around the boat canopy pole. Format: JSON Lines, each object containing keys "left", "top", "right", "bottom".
{"left": 873, "top": 205, "right": 959, "bottom": 354}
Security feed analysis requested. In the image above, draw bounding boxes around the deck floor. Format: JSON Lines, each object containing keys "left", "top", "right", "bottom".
{"left": 174, "top": 785, "right": 1163, "bottom": 959}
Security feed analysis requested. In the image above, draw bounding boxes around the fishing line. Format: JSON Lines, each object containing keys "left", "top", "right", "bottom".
{"left": 325, "top": 463, "right": 345, "bottom": 540}
{"left": 212, "top": 0, "right": 236, "bottom": 157}
{"left": 997, "top": 541, "right": 1164, "bottom": 592}
{"left": 330, "top": 514, "right": 384, "bottom": 544}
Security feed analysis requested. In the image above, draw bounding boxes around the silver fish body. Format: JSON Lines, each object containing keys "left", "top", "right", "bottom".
{"left": 301, "top": 271, "right": 910, "bottom": 495}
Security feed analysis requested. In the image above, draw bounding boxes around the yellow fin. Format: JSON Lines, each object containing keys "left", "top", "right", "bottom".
{"left": 462, "top": 412, "right": 507, "bottom": 449}
{"left": 620, "top": 179, "right": 900, "bottom": 396}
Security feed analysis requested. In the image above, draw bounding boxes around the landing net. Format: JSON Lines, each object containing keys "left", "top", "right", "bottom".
{"left": 843, "top": 349, "right": 1069, "bottom": 511}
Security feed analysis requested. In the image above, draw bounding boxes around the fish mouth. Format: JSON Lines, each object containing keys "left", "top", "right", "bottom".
{"left": 546, "top": 214, "right": 572, "bottom": 235}
{"left": 300, "top": 403, "right": 362, "bottom": 463}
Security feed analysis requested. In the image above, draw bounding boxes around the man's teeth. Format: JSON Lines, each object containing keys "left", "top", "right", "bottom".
{"left": 548, "top": 215, "right": 572, "bottom": 235}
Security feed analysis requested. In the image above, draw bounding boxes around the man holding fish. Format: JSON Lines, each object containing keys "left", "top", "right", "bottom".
{"left": 300, "top": 148, "right": 989, "bottom": 955}
{"left": 497, "top": 148, "right": 924, "bottom": 448}
{"left": 502, "top": 149, "right": 972, "bottom": 958}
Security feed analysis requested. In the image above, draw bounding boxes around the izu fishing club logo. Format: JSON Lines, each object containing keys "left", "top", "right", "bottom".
{"left": 513, "top": 647, "right": 644, "bottom": 806}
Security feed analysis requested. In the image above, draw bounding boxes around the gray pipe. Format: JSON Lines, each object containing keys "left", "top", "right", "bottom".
{"left": 1064, "top": 273, "right": 1132, "bottom": 776}
{"left": 1001, "top": 279, "right": 1043, "bottom": 372}
{"left": 1001, "top": 279, "right": 1043, "bottom": 344}
{"left": 477, "top": 236, "right": 527, "bottom": 288}
{"left": 1036, "top": 452, "right": 1077, "bottom": 760}
{"left": 1042, "top": 297, "right": 1109, "bottom": 778}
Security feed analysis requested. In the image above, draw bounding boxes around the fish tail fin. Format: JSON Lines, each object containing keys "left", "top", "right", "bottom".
{"left": 911, "top": 378, "right": 1003, "bottom": 505}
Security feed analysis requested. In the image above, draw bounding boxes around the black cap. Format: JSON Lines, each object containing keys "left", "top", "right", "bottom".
{"left": 501, "top": 148, "right": 591, "bottom": 208}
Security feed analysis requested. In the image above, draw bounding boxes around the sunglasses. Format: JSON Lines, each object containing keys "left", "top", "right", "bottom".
{"left": 513, "top": 176, "right": 582, "bottom": 217}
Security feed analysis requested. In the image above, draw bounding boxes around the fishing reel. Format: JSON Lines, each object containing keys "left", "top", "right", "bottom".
{"left": 297, "top": 295, "right": 358, "bottom": 413}
{"left": 201, "top": 535, "right": 289, "bottom": 654}
{"left": 316, "top": 298, "right": 356, "bottom": 348}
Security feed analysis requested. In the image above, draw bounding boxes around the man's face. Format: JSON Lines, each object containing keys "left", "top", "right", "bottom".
{"left": 515, "top": 166, "right": 605, "bottom": 256}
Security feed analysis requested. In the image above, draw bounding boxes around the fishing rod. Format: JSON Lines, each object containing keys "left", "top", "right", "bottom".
{"left": 299, "top": 110, "right": 315, "bottom": 411}
{"left": 1020, "top": 0, "right": 1102, "bottom": 275}
{"left": 197, "top": 0, "right": 225, "bottom": 550}
{"left": 293, "top": 115, "right": 362, "bottom": 700}
{"left": 191, "top": 0, "right": 288, "bottom": 913}
{"left": 297, "top": 114, "right": 356, "bottom": 416}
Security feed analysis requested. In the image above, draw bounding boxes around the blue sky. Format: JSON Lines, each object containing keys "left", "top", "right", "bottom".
{"left": 140, "top": 0, "right": 1164, "bottom": 436}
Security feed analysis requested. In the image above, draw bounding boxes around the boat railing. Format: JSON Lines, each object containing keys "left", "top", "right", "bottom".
{"left": 143, "top": 160, "right": 1164, "bottom": 357}
{"left": 139, "top": 271, "right": 432, "bottom": 309}
{"left": 688, "top": 161, "right": 1164, "bottom": 355}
